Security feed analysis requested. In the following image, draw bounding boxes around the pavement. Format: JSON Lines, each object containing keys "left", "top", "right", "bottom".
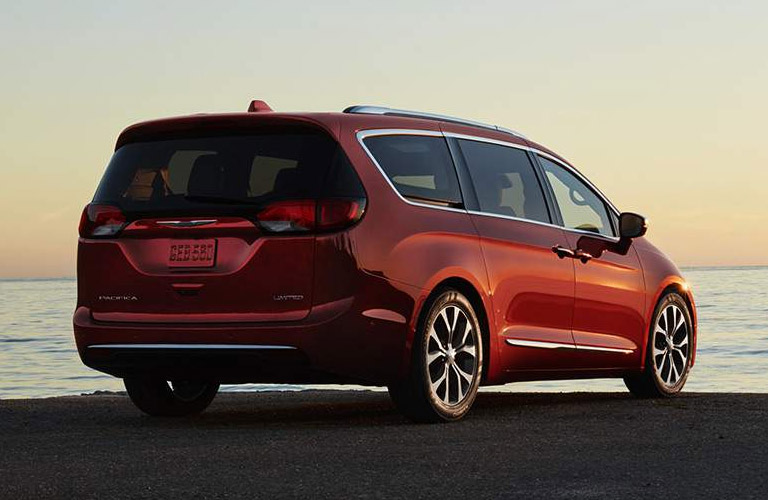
{"left": 1, "top": 390, "right": 766, "bottom": 499}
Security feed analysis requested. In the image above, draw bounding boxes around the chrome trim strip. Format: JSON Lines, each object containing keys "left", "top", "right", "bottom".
{"left": 444, "top": 132, "right": 530, "bottom": 150}
{"left": 345, "top": 105, "right": 527, "bottom": 139}
{"left": 576, "top": 344, "right": 634, "bottom": 354}
{"left": 356, "top": 129, "right": 469, "bottom": 214}
{"left": 156, "top": 219, "right": 218, "bottom": 227}
{"left": 444, "top": 131, "right": 620, "bottom": 218}
{"left": 533, "top": 149, "right": 621, "bottom": 217}
{"left": 505, "top": 338, "right": 634, "bottom": 354}
{"left": 505, "top": 339, "right": 575, "bottom": 350}
{"left": 355, "top": 128, "right": 622, "bottom": 238}
{"left": 466, "top": 209, "right": 564, "bottom": 232}
{"left": 87, "top": 344, "right": 297, "bottom": 350}
{"left": 357, "top": 128, "right": 444, "bottom": 139}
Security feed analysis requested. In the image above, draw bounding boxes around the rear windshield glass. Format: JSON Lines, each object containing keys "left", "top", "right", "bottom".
{"left": 94, "top": 131, "right": 361, "bottom": 215}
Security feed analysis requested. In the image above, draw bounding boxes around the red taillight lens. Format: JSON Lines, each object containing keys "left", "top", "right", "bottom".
{"left": 255, "top": 198, "right": 366, "bottom": 234}
{"left": 318, "top": 198, "right": 366, "bottom": 231}
{"left": 79, "top": 204, "right": 126, "bottom": 238}
{"left": 256, "top": 200, "right": 316, "bottom": 233}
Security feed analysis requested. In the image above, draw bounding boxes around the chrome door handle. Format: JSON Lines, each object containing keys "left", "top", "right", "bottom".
{"left": 551, "top": 245, "right": 575, "bottom": 259}
{"left": 574, "top": 249, "right": 593, "bottom": 263}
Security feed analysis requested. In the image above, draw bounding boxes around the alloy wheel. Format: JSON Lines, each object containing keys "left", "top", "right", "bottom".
{"left": 652, "top": 304, "right": 690, "bottom": 387}
{"left": 426, "top": 304, "right": 479, "bottom": 406}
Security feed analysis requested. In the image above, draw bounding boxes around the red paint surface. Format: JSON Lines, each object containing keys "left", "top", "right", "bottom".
{"left": 74, "top": 109, "right": 696, "bottom": 386}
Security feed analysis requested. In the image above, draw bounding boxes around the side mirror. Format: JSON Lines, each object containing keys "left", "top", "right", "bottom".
{"left": 619, "top": 212, "right": 647, "bottom": 239}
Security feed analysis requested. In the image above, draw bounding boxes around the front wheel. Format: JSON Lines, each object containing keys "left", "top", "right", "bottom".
{"left": 388, "top": 289, "right": 483, "bottom": 423}
{"left": 124, "top": 377, "right": 219, "bottom": 417}
{"left": 624, "top": 292, "right": 693, "bottom": 398}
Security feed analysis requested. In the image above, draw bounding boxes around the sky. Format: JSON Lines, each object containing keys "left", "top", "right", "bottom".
{"left": 1, "top": 0, "right": 767, "bottom": 277}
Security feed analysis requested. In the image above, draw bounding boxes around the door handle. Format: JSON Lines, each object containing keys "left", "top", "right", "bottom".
{"left": 574, "top": 249, "right": 593, "bottom": 263}
{"left": 551, "top": 245, "right": 575, "bottom": 259}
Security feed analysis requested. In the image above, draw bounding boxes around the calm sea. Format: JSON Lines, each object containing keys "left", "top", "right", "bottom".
{"left": 1, "top": 267, "right": 767, "bottom": 399}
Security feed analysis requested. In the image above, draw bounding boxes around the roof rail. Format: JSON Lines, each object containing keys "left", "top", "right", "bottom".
{"left": 343, "top": 105, "right": 526, "bottom": 139}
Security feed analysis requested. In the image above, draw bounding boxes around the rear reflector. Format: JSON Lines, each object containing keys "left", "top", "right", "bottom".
{"left": 79, "top": 204, "right": 126, "bottom": 238}
{"left": 255, "top": 198, "right": 366, "bottom": 234}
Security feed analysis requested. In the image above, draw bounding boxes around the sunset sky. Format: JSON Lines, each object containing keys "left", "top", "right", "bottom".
{"left": 1, "top": 1, "right": 766, "bottom": 278}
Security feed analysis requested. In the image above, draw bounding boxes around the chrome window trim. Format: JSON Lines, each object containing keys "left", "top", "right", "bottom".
{"left": 445, "top": 132, "right": 620, "bottom": 216}
{"left": 356, "top": 129, "right": 469, "bottom": 215}
{"left": 505, "top": 338, "right": 633, "bottom": 354}
{"left": 355, "top": 128, "right": 622, "bottom": 240}
{"left": 87, "top": 344, "right": 297, "bottom": 350}
{"left": 466, "top": 210, "right": 563, "bottom": 231}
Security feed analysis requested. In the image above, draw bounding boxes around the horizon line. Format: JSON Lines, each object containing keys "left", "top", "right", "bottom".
{"left": 2, "top": 264, "right": 768, "bottom": 281}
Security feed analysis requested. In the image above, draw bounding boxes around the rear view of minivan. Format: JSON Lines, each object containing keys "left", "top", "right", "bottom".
{"left": 75, "top": 101, "right": 697, "bottom": 422}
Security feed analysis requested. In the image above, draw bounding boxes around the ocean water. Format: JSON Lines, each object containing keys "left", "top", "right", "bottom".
{"left": 1, "top": 267, "right": 766, "bottom": 399}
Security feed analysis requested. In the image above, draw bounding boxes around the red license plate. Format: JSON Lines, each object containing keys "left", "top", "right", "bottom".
{"left": 168, "top": 239, "right": 217, "bottom": 268}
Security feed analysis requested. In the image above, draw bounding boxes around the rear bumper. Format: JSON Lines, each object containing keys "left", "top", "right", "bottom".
{"left": 73, "top": 289, "right": 416, "bottom": 385}
{"left": 80, "top": 344, "right": 340, "bottom": 383}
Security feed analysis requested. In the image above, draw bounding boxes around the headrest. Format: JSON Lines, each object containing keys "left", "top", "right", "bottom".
{"left": 274, "top": 168, "right": 300, "bottom": 193}
{"left": 496, "top": 173, "right": 513, "bottom": 189}
{"left": 187, "top": 155, "right": 222, "bottom": 196}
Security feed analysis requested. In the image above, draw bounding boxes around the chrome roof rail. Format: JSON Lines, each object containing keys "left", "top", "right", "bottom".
{"left": 343, "top": 105, "right": 527, "bottom": 139}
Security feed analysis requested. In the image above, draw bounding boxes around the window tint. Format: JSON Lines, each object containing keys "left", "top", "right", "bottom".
{"left": 538, "top": 155, "right": 614, "bottom": 236}
{"left": 363, "top": 135, "right": 461, "bottom": 205}
{"left": 458, "top": 139, "right": 550, "bottom": 223}
{"left": 94, "top": 131, "right": 361, "bottom": 215}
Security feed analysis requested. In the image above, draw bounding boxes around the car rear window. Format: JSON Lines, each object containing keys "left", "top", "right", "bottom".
{"left": 94, "top": 131, "right": 362, "bottom": 215}
{"left": 362, "top": 135, "right": 462, "bottom": 206}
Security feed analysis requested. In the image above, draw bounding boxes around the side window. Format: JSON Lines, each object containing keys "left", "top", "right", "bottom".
{"left": 363, "top": 135, "right": 462, "bottom": 205}
{"left": 538, "top": 155, "right": 614, "bottom": 236}
{"left": 458, "top": 139, "right": 550, "bottom": 223}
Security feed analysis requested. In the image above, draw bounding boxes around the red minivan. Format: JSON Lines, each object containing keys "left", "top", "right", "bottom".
{"left": 74, "top": 101, "right": 697, "bottom": 422}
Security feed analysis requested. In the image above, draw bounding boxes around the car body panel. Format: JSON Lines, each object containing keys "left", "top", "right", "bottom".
{"left": 74, "top": 108, "right": 697, "bottom": 388}
{"left": 562, "top": 232, "right": 647, "bottom": 369}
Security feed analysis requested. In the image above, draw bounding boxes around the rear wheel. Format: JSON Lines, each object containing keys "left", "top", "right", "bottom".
{"left": 388, "top": 289, "right": 483, "bottom": 423}
{"left": 624, "top": 292, "right": 693, "bottom": 398}
{"left": 124, "top": 377, "right": 219, "bottom": 417}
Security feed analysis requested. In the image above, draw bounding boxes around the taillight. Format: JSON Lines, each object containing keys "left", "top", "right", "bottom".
{"left": 79, "top": 204, "right": 126, "bottom": 238}
{"left": 255, "top": 198, "right": 366, "bottom": 234}
{"left": 256, "top": 200, "right": 316, "bottom": 233}
{"left": 318, "top": 198, "right": 366, "bottom": 231}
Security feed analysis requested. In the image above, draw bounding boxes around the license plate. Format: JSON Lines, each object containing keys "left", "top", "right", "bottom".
{"left": 168, "top": 239, "right": 216, "bottom": 268}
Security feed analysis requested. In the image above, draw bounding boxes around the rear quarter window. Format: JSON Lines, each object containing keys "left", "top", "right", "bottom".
{"left": 362, "top": 135, "right": 462, "bottom": 205}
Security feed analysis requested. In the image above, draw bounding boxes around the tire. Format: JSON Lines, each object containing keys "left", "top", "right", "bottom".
{"left": 124, "top": 377, "right": 220, "bottom": 417}
{"left": 624, "top": 292, "right": 693, "bottom": 398}
{"left": 388, "top": 289, "right": 484, "bottom": 423}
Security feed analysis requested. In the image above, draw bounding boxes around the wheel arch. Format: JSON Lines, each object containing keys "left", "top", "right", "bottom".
{"left": 644, "top": 279, "right": 698, "bottom": 369}
{"left": 408, "top": 276, "right": 495, "bottom": 384}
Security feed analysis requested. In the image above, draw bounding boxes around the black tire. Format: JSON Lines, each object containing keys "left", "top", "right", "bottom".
{"left": 624, "top": 292, "right": 693, "bottom": 398}
{"left": 388, "top": 289, "right": 484, "bottom": 423}
{"left": 124, "top": 377, "right": 219, "bottom": 417}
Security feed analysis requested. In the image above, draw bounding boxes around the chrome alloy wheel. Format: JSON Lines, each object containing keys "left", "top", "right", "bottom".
{"left": 652, "top": 304, "right": 690, "bottom": 387}
{"left": 426, "top": 304, "right": 479, "bottom": 406}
